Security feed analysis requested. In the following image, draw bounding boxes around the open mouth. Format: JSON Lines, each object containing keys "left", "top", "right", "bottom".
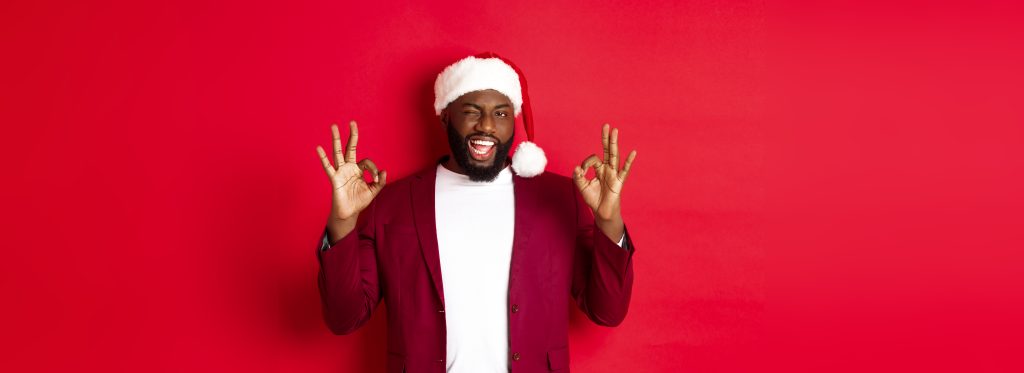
{"left": 467, "top": 136, "right": 497, "bottom": 161}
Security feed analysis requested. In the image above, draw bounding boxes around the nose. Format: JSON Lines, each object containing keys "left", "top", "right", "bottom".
{"left": 475, "top": 111, "right": 496, "bottom": 135}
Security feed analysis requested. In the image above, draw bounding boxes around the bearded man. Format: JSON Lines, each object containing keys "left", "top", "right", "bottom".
{"left": 314, "top": 53, "right": 638, "bottom": 373}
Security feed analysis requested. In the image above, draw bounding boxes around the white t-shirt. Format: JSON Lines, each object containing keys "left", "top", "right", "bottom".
{"left": 433, "top": 163, "right": 625, "bottom": 372}
{"left": 435, "top": 163, "right": 516, "bottom": 372}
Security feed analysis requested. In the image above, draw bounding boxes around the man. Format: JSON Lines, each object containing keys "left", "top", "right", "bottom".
{"left": 314, "top": 53, "right": 638, "bottom": 373}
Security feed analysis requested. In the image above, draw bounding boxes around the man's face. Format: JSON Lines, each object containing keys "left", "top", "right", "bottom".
{"left": 442, "top": 89, "right": 516, "bottom": 182}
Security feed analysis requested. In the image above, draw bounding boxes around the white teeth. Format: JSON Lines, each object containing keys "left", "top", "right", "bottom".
{"left": 469, "top": 139, "right": 494, "bottom": 156}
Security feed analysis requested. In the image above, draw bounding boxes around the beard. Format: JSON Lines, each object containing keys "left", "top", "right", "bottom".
{"left": 446, "top": 123, "right": 515, "bottom": 182}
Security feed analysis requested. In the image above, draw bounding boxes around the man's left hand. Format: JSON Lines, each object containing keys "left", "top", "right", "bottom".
{"left": 573, "top": 123, "right": 637, "bottom": 242}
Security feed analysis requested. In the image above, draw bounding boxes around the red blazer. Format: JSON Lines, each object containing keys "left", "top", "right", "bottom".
{"left": 317, "top": 156, "right": 636, "bottom": 373}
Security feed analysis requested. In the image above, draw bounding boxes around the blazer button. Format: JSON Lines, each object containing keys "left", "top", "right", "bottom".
{"left": 512, "top": 352, "right": 521, "bottom": 361}
{"left": 438, "top": 309, "right": 445, "bottom": 313}
{"left": 511, "top": 304, "right": 519, "bottom": 313}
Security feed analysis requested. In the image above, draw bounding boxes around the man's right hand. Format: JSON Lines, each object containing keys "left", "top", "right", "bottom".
{"left": 316, "top": 121, "right": 387, "bottom": 243}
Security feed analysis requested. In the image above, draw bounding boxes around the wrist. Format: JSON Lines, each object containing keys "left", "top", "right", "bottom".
{"left": 326, "top": 214, "right": 358, "bottom": 245}
{"left": 595, "top": 214, "right": 624, "bottom": 243}
{"left": 593, "top": 205, "right": 622, "bottom": 225}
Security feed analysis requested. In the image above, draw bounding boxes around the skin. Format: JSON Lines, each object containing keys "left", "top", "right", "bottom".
{"left": 316, "top": 90, "right": 637, "bottom": 244}
{"left": 316, "top": 121, "right": 387, "bottom": 243}
{"left": 440, "top": 89, "right": 516, "bottom": 175}
{"left": 572, "top": 123, "right": 637, "bottom": 243}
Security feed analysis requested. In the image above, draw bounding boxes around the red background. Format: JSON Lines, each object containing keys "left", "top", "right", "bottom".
{"left": 3, "top": 1, "right": 1023, "bottom": 372}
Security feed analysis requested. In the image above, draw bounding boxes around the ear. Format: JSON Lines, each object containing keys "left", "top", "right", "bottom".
{"left": 439, "top": 109, "right": 449, "bottom": 127}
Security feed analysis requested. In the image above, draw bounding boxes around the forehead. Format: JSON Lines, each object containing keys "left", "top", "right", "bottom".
{"left": 455, "top": 89, "right": 513, "bottom": 105}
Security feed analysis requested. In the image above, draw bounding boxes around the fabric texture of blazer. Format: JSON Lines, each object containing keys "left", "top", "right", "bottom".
{"left": 317, "top": 155, "right": 636, "bottom": 373}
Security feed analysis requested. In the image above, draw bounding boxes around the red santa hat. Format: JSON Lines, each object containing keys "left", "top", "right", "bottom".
{"left": 433, "top": 52, "right": 546, "bottom": 178}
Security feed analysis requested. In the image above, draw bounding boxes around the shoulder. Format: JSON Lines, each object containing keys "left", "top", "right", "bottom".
{"left": 375, "top": 173, "right": 417, "bottom": 204}
{"left": 516, "top": 171, "right": 579, "bottom": 206}
{"left": 515, "top": 171, "right": 582, "bottom": 226}
{"left": 518, "top": 170, "right": 571, "bottom": 186}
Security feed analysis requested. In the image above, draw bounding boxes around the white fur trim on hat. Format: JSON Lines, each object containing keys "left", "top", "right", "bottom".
{"left": 434, "top": 56, "right": 523, "bottom": 116}
{"left": 511, "top": 141, "right": 547, "bottom": 177}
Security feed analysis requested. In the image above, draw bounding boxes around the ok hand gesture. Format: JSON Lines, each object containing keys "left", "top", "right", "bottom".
{"left": 572, "top": 123, "right": 637, "bottom": 223}
{"left": 316, "top": 121, "right": 387, "bottom": 223}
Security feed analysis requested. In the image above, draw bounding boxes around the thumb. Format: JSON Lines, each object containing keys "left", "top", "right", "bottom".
{"left": 572, "top": 166, "right": 588, "bottom": 190}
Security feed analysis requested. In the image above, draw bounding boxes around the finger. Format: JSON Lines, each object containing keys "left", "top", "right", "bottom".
{"left": 345, "top": 120, "right": 359, "bottom": 163}
{"left": 601, "top": 123, "right": 610, "bottom": 164}
{"left": 620, "top": 150, "right": 637, "bottom": 182}
{"left": 316, "top": 146, "right": 335, "bottom": 176}
{"left": 581, "top": 154, "right": 602, "bottom": 174}
{"left": 357, "top": 158, "right": 379, "bottom": 183}
{"left": 370, "top": 170, "right": 388, "bottom": 196}
{"left": 610, "top": 127, "right": 619, "bottom": 171}
{"left": 331, "top": 124, "right": 344, "bottom": 166}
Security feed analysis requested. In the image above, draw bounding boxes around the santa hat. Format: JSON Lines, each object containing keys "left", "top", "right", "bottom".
{"left": 433, "top": 52, "right": 546, "bottom": 178}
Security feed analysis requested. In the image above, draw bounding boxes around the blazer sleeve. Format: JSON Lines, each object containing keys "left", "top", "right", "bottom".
{"left": 569, "top": 183, "right": 637, "bottom": 327}
{"left": 316, "top": 200, "right": 383, "bottom": 335}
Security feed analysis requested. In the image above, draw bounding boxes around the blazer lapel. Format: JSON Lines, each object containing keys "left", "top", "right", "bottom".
{"left": 411, "top": 159, "right": 445, "bottom": 306}
{"left": 409, "top": 156, "right": 535, "bottom": 308}
{"left": 508, "top": 172, "right": 534, "bottom": 294}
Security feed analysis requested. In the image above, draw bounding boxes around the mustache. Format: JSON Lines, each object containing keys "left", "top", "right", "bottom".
{"left": 464, "top": 132, "right": 502, "bottom": 143}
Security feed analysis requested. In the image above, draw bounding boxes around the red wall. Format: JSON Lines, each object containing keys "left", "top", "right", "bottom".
{"left": 2, "top": 1, "right": 764, "bottom": 371}
{"left": 4, "top": 0, "right": 1023, "bottom": 372}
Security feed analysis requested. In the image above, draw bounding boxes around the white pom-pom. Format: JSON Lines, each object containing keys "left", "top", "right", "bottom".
{"left": 511, "top": 141, "right": 547, "bottom": 178}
